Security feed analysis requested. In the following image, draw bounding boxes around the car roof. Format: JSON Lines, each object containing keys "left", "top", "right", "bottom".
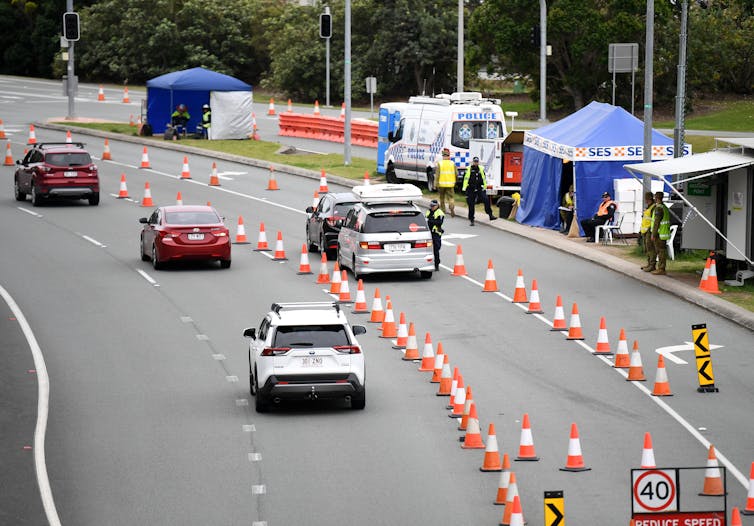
{"left": 358, "top": 201, "right": 420, "bottom": 213}
{"left": 326, "top": 192, "right": 360, "bottom": 203}
{"left": 36, "top": 142, "right": 89, "bottom": 153}
{"left": 160, "top": 205, "right": 218, "bottom": 213}
{"left": 267, "top": 302, "right": 348, "bottom": 326}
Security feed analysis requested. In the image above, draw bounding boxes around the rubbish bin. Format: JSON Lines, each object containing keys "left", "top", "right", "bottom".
{"left": 497, "top": 196, "right": 515, "bottom": 218}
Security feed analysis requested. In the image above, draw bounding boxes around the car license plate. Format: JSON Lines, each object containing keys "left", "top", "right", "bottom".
{"left": 64, "top": 171, "right": 77, "bottom": 177}
{"left": 385, "top": 243, "right": 410, "bottom": 253}
{"left": 301, "top": 356, "right": 323, "bottom": 367}
{"left": 187, "top": 233, "right": 205, "bottom": 241}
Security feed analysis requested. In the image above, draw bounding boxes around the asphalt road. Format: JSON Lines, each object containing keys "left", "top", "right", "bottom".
{"left": 1, "top": 75, "right": 753, "bottom": 525}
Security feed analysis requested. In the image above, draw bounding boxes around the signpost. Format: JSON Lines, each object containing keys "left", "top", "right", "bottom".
{"left": 365, "top": 76, "right": 376, "bottom": 118}
{"left": 544, "top": 490, "right": 565, "bottom": 526}
{"left": 633, "top": 469, "right": 678, "bottom": 513}
{"left": 692, "top": 323, "right": 719, "bottom": 392}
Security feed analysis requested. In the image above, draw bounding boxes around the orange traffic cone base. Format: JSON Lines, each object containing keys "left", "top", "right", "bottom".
{"left": 560, "top": 465, "right": 591, "bottom": 472}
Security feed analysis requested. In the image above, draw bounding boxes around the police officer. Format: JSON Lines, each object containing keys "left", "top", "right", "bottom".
{"left": 436, "top": 148, "right": 457, "bottom": 217}
{"left": 426, "top": 199, "right": 445, "bottom": 271}
{"left": 462, "top": 156, "right": 496, "bottom": 226}
{"left": 201, "top": 104, "right": 211, "bottom": 139}
{"left": 649, "top": 191, "right": 670, "bottom": 275}
{"left": 640, "top": 191, "right": 657, "bottom": 271}
{"left": 171, "top": 104, "right": 191, "bottom": 137}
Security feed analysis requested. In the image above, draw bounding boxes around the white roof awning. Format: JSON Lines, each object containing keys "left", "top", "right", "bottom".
{"left": 624, "top": 150, "right": 754, "bottom": 178}
{"left": 716, "top": 137, "right": 754, "bottom": 149}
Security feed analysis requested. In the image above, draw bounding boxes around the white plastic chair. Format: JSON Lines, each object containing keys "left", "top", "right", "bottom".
{"left": 666, "top": 224, "right": 678, "bottom": 260}
{"left": 595, "top": 212, "right": 626, "bottom": 245}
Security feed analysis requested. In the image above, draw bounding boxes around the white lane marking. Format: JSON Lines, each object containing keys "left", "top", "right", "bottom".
{"left": 251, "top": 485, "right": 266, "bottom": 495}
{"left": 236, "top": 399, "right": 249, "bottom": 406}
{"left": 248, "top": 452, "right": 262, "bottom": 462}
{"left": 212, "top": 354, "right": 226, "bottom": 361}
{"left": 656, "top": 342, "right": 724, "bottom": 365}
{"left": 196, "top": 334, "right": 209, "bottom": 341}
{"left": 0, "top": 285, "right": 62, "bottom": 526}
{"left": 81, "top": 235, "right": 107, "bottom": 248}
{"left": 443, "top": 233, "right": 478, "bottom": 240}
{"left": 242, "top": 424, "right": 256, "bottom": 432}
{"left": 226, "top": 376, "right": 239, "bottom": 383}
{"left": 136, "top": 269, "right": 159, "bottom": 287}
{"left": 17, "top": 207, "right": 43, "bottom": 218}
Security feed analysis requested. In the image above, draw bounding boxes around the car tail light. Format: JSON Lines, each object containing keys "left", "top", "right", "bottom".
{"left": 333, "top": 345, "right": 361, "bottom": 354}
{"left": 158, "top": 230, "right": 181, "bottom": 239}
{"left": 413, "top": 241, "right": 431, "bottom": 248}
{"left": 260, "top": 347, "right": 290, "bottom": 356}
{"left": 326, "top": 217, "right": 343, "bottom": 226}
{"left": 359, "top": 241, "right": 381, "bottom": 250}
{"left": 210, "top": 227, "right": 228, "bottom": 237}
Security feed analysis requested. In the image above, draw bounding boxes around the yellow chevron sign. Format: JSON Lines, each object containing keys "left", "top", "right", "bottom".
{"left": 692, "top": 324, "right": 718, "bottom": 393}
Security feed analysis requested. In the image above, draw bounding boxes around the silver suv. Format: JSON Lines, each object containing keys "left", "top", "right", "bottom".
{"left": 243, "top": 302, "right": 366, "bottom": 412}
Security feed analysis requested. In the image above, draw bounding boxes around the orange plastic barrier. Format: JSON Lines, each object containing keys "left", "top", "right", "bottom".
{"left": 278, "top": 113, "right": 377, "bottom": 148}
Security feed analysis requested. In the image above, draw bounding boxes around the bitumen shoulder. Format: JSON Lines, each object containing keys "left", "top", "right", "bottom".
{"left": 38, "top": 121, "right": 754, "bottom": 332}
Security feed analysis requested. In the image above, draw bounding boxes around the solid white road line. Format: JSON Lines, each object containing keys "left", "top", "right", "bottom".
{"left": 136, "top": 269, "right": 159, "bottom": 287}
{"left": 0, "top": 285, "right": 62, "bottom": 526}
{"left": 17, "top": 207, "right": 43, "bottom": 218}
{"left": 81, "top": 235, "right": 107, "bottom": 248}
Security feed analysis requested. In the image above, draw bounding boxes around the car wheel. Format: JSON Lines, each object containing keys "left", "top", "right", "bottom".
{"left": 220, "top": 259, "right": 231, "bottom": 269}
{"left": 14, "top": 180, "right": 26, "bottom": 201}
{"left": 351, "top": 391, "right": 366, "bottom": 410}
{"left": 30, "top": 184, "right": 42, "bottom": 207}
{"left": 306, "top": 227, "right": 317, "bottom": 252}
{"left": 426, "top": 168, "right": 436, "bottom": 192}
{"left": 140, "top": 236, "right": 150, "bottom": 261}
{"left": 151, "top": 243, "right": 164, "bottom": 270}
{"left": 386, "top": 163, "right": 398, "bottom": 184}
{"left": 88, "top": 192, "right": 100, "bottom": 206}
{"left": 420, "top": 270, "right": 433, "bottom": 279}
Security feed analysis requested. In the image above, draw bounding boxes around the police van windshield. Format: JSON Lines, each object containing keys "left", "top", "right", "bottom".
{"left": 451, "top": 121, "right": 504, "bottom": 149}
{"left": 364, "top": 211, "right": 428, "bottom": 233}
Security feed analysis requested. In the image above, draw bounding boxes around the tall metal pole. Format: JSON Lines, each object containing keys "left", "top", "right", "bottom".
{"left": 642, "top": 0, "right": 654, "bottom": 193}
{"left": 325, "top": 6, "right": 331, "bottom": 107}
{"left": 343, "top": 0, "right": 352, "bottom": 165}
{"left": 457, "top": 0, "right": 464, "bottom": 92}
{"left": 673, "top": 0, "right": 688, "bottom": 158}
{"left": 66, "top": 0, "right": 75, "bottom": 119}
{"left": 539, "top": 0, "right": 546, "bottom": 122}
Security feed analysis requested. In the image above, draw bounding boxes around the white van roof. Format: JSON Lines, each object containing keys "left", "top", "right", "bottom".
{"left": 352, "top": 184, "right": 423, "bottom": 203}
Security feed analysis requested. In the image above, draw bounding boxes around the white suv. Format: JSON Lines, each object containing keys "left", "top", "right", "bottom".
{"left": 244, "top": 302, "right": 367, "bottom": 412}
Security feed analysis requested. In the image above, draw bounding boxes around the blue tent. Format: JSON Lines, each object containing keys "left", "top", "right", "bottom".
{"left": 516, "top": 101, "right": 683, "bottom": 232}
{"left": 146, "top": 67, "right": 252, "bottom": 134}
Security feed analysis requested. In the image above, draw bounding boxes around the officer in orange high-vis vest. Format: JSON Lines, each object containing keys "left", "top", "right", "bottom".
{"left": 436, "top": 148, "right": 457, "bottom": 217}
{"left": 580, "top": 191, "right": 617, "bottom": 242}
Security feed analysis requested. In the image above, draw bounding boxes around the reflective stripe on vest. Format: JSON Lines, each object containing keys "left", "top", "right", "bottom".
{"left": 437, "top": 159, "right": 456, "bottom": 188}
{"left": 640, "top": 203, "right": 655, "bottom": 234}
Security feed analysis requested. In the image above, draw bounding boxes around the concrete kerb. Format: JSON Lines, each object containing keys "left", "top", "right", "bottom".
{"left": 38, "top": 122, "right": 754, "bottom": 331}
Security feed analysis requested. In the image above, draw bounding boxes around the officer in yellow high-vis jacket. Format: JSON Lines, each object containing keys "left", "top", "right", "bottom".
{"left": 436, "top": 148, "right": 457, "bottom": 217}
{"left": 640, "top": 192, "right": 656, "bottom": 271}
{"left": 649, "top": 191, "right": 670, "bottom": 275}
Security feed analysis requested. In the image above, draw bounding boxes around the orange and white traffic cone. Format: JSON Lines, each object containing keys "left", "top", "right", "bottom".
{"left": 337, "top": 271, "right": 352, "bottom": 303}
{"left": 402, "top": 322, "right": 420, "bottom": 360}
{"left": 102, "top": 139, "right": 112, "bottom": 160}
{"left": 141, "top": 182, "right": 154, "bottom": 207}
{"left": 703, "top": 257, "right": 722, "bottom": 294}
{"left": 482, "top": 259, "right": 499, "bottom": 292}
{"left": 507, "top": 495, "right": 525, "bottom": 526}
{"left": 339, "top": 102, "right": 345, "bottom": 119}
{"left": 116, "top": 174, "right": 129, "bottom": 198}
{"left": 122, "top": 86, "right": 130, "bottom": 103}
{"left": 480, "top": 423, "right": 503, "bottom": 471}
{"left": 139, "top": 146, "right": 151, "bottom": 169}
{"left": 180, "top": 156, "right": 191, "bottom": 179}
{"left": 452, "top": 245, "right": 468, "bottom": 276}
{"left": 329, "top": 262, "right": 342, "bottom": 294}
{"left": 4, "top": 141, "right": 14, "bottom": 166}
{"left": 566, "top": 303, "right": 585, "bottom": 340}
{"left": 313, "top": 100, "right": 321, "bottom": 115}
{"left": 363, "top": 170, "right": 370, "bottom": 185}
{"left": 449, "top": 374, "right": 467, "bottom": 417}
{"left": 460, "top": 402, "right": 485, "bottom": 449}
{"left": 613, "top": 328, "right": 630, "bottom": 368}
{"left": 515, "top": 413, "right": 539, "bottom": 461}
{"left": 651, "top": 355, "right": 673, "bottom": 396}
{"left": 512, "top": 269, "right": 527, "bottom": 303}
{"left": 65, "top": 130, "right": 72, "bottom": 143}
{"left": 627, "top": 340, "right": 646, "bottom": 381}
{"left": 458, "top": 386, "right": 473, "bottom": 431}
{"left": 494, "top": 454, "right": 511, "bottom": 505}
{"left": 272, "top": 231, "right": 288, "bottom": 260}
{"left": 233, "top": 216, "right": 250, "bottom": 244}
{"left": 418, "top": 332, "right": 436, "bottom": 371}
{"left": 699, "top": 445, "right": 726, "bottom": 496}
{"left": 551, "top": 295, "right": 567, "bottom": 331}
{"left": 351, "top": 279, "right": 369, "bottom": 313}
{"left": 97, "top": 85, "right": 105, "bottom": 101}
{"left": 526, "top": 279, "right": 544, "bottom": 314}
{"left": 447, "top": 369, "right": 461, "bottom": 408}
{"left": 641, "top": 432, "right": 657, "bottom": 468}
{"left": 392, "top": 312, "right": 408, "bottom": 349}
{"left": 311, "top": 190, "right": 320, "bottom": 209}
{"left": 297, "top": 244, "right": 312, "bottom": 273}
{"left": 0, "top": 119, "right": 6, "bottom": 139}
{"left": 209, "top": 162, "right": 221, "bottom": 186}
{"left": 175, "top": 191, "right": 183, "bottom": 205}
{"left": 266, "top": 165, "right": 279, "bottom": 190}
{"left": 251, "top": 112, "right": 259, "bottom": 140}
{"left": 741, "top": 462, "right": 754, "bottom": 515}
{"left": 28, "top": 124, "right": 37, "bottom": 144}
{"left": 380, "top": 300, "right": 398, "bottom": 339}
{"left": 267, "top": 98, "right": 276, "bottom": 115}
{"left": 287, "top": 99, "right": 293, "bottom": 113}
{"left": 698, "top": 256, "right": 712, "bottom": 290}
{"left": 430, "top": 345, "right": 446, "bottom": 383}
{"left": 316, "top": 253, "right": 330, "bottom": 284}
{"left": 368, "top": 288, "right": 384, "bottom": 323}
{"left": 129, "top": 114, "right": 135, "bottom": 127}
{"left": 560, "top": 423, "right": 591, "bottom": 471}
{"left": 318, "top": 169, "right": 329, "bottom": 193}
{"left": 733, "top": 507, "right": 744, "bottom": 525}
{"left": 254, "top": 222, "right": 270, "bottom": 251}
{"left": 500, "top": 472, "right": 521, "bottom": 525}
{"left": 594, "top": 316, "right": 612, "bottom": 355}
{"left": 436, "top": 360, "right": 453, "bottom": 396}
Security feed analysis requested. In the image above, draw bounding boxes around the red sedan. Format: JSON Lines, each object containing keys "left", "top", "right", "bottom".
{"left": 139, "top": 205, "right": 231, "bottom": 269}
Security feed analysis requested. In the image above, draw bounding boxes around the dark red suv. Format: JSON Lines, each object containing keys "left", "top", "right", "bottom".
{"left": 14, "top": 142, "right": 100, "bottom": 206}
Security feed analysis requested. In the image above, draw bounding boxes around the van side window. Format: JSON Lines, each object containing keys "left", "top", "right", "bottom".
{"left": 392, "top": 119, "right": 404, "bottom": 142}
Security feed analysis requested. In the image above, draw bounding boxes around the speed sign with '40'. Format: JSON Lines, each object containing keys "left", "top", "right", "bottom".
{"left": 632, "top": 469, "right": 678, "bottom": 513}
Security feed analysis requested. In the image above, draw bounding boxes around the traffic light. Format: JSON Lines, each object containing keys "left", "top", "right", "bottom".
{"left": 319, "top": 13, "right": 332, "bottom": 39}
{"left": 530, "top": 25, "right": 540, "bottom": 47}
{"left": 63, "top": 12, "right": 80, "bottom": 42}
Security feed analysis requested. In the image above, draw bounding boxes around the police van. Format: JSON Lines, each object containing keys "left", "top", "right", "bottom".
{"left": 377, "top": 92, "right": 506, "bottom": 191}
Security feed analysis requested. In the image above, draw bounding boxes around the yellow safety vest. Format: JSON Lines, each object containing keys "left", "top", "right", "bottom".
{"left": 652, "top": 204, "right": 671, "bottom": 240}
{"left": 436, "top": 159, "right": 457, "bottom": 188}
{"left": 640, "top": 203, "right": 655, "bottom": 234}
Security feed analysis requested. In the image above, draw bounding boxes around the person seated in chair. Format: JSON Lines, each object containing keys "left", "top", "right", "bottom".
{"left": 580, "top": 191, "right": 616, "bottom": 242}
{"left": 559, "top": 185, "right": 575, "bottom": 233}
{"left": 170, "top": 104, "right": 191, "bottom": 137}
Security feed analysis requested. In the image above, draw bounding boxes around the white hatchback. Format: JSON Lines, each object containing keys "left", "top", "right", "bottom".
{"left": 244, "top": 302, "right": 366, "bottom": 412}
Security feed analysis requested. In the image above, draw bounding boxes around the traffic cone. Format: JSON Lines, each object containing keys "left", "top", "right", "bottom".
{"left": 449, "top": 374, "right": 467, "bottom": 417}
{"left": 232, "top": 216, "right": 250, "bottom": 244}
{"left": 436, "top": 360, "right": 453, "bottom": 396}
{"left": 418, "top": 332, "right": 436, "bottom": 371}
{"left": 116, "top": 174, "right": 129, "bottom": 198}
{"left": 141, "top": 182, "right": 154, "bottom": 207}
{"left": 512, "top": 269, "right": 527, "bottom": 303}
{"left": 311, "top": 190, "right": 320, "bottom": 209}
{"left": 175, "top": 191, "right": 183, "bottom": 205}
{"left": 392, "top": 312, "right": 408, "bottom": 349}
{"left": 515, "top": 413, "right": 539, "bottom": 461}
{"left": 430, "top": 346, "right": 446, "bottom": 383}
{"left": 651, "top": 355, "right": 673, "bottom": 396}
{"left": 97, "top": 85, "right": 105, "bottom": 101}
{"left": 180, "top": 156, "right": 191, "bottom": 179}
{"left": 267, "top": 98, "right": 276, "bottom": 115}
{"left": 272, "top": 231, "right": 288, "bottom": 260}
{"left": 380, "top": 300, "right": 397, "bottom": 339}
{"left": 209, "top": 162, "right": 221, "bottom": 186}
{"left": 318, "top": 169, "right": 329, "bottom": 193}
{"left": 313, "top": 100, "right": 321, "bottom": 115}
{"left": 452, "top": 245, "right": 468, "bottom": 276}
{"left": 703, "top": 258, "right": 722, "bottom": 294}
{"left": 480, "top": 423, "right": 503, "bottom": 471}
{"left": 700, "top": 445, "right": 726, "bottom": 496}
{"left": 102, "top": 139, "right": 112, "bottom": 160}
{"left": 594, "top": 316, "right": 612, "bottom": 354}
{"left": 337, "top": 271, "right": 352, "bottom": 303}
{"left": 363, "top": 170, "right": 370, "bottom": 185}
{"left": 368, "top": 288, "right": 384, "bottom": 323}
{"left": 351, "top": 279, "right": 368, "bottom": 313}
{"left": 560, "top": 423, "right": 591, "bottom": 471}
{"left": 402, "top": 322, "right": 420, "bottom": 360}
{"left": 287, "top": 99, "right": 292, "bottom": 112}
{"left": 4, "top": 141, "right": 13, "bottom": 166}
{"left": 129, "top": 114, "right": 135, "bottom": 126}
{"left": 139, "top": 146, "right": 151, "bottom": 169}
{"left": 627, "top": 340, "right": 646, "bottom": 381}
{"left": 507, "top": 495, "right": 525, "bottom": 526}
{"left": 551, "top": 295, "right": 567, "bottom": 331}
{"left": 641, "top": 432, "right": 657, "bottom": 468}
{"left": 297, "top": 244, "right": 312, "bottom": 273}
{"left": 266, "top": 165, "right": 279, "bottom": 190}
{"left": 501, "top": 472, "right": 522, "bottom": 525}
{"left": 329, "top": 262, "right": 342, "bottom": 294}
{"left": 732, "top": 507, "right": 743, "bottom": 525}
{"left": 0, "top": 119, "right": 6, "bottom": 139}
{"left": 526, "top": 279, "right": 544, "bottom": 313}
{"left": 698, "top": 256, "right": 712, "bottom": 290}
{"left": 461, "top": 403, "right": 485, "bottom": 450}
{"left": 316, "top": 253, "right": 330, "bottom": 284}
{"left": 251, "top": 113, "right": 259, "bottom": 140}
{"left": 447, "top": 369, "right": 461, "bottom": 408}
{"left": 494, "top": 455, "right": 512, "bottom": 504}
{"left": 458, "top": 386, "right": 473, "bottom": 431}
{"left": 742, "top": 462, "right": 754, "bottom": 515}
{"left": 254, "top": 222, "right": 270, "bottom": 251}
{"left": 339, "top": 102, "right": 345, "bottom": 119}
{"left": 566, "top": 303, "right": 585, "bottom": 340}
{"left": 613, "top": 328, "right": 631, "bottom": 368}
{"left": 483, "top": 260, "right": 499, "bottom": 292}
{"left": 28, "top": 125, "right": 36, "bottom": 144}
{"left": 65, "top": 130, "right": 72, "bottom": 143}
{"left": 122, "top": 86, "right": 130, "bottom": 103}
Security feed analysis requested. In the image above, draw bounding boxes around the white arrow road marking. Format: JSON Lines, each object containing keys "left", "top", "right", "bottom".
{"left": 442, "top": 233, "right": 479, "bottom": 240}
{"left": 655, "top": 342, "right": 724, "bottom": 365}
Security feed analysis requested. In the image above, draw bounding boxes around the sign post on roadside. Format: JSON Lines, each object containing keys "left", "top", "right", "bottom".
{"left": 365, "top": 76, "right": 376, "bottom": 118}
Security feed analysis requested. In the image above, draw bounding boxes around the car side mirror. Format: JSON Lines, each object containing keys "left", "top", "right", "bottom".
{"left": 243, "top": 328, "right": 256, "bottom": 339}
{"left": 16, "top": 160, "right": 21, "bottom": 165}
{"left": 306, "top": 206, "right": 314, "bottom": 214}
{"left": 352, "top": 325, "right": 366, "bottom": 335}
{"left": 139, "top": 217, "right": 148, "bottom": 224}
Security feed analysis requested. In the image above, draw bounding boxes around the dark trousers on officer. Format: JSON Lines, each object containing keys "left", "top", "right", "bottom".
{"left": 432, "top": 232, "right": 441, "bottom": 270}
{"left": 580, "top": 216, "right": 609, "bottom": 240}
{"left": 466, "top": 189, "right": 494, "bottom": 222}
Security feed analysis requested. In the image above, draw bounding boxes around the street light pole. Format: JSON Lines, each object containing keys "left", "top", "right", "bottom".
{"left": 343, "top": 0, "right": 351, "bottom": 166}
{"left": 66, "top": 0, "right": 75, "bottom": 119}
{"left": 539, "top": 0, "right": 547, "bottom": 122}
{"left": 642, "top": 0, "right": 654, "bottom": 193}
{"left": 457, "top": 0, "right": 464, "bottom": 92}
{"left": 673, "top": 0, "right": 688, "bottom": 158}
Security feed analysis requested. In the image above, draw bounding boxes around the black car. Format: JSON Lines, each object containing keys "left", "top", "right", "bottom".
{"left": 305, "top": 192, "right": 359, "bottom": 257}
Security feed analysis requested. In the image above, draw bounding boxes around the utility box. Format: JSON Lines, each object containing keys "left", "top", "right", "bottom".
{"left": 503, "top": 151, "right": 523, "bottom": 184}
{"left": 470, "top": 130, "right": 525, "bottom": 195}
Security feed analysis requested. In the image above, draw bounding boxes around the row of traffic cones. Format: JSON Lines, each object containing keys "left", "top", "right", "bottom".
{"left": 266, "top": 98, "right": 344, "bottom": 116}
{"left": 96, "top": 85, "right": 131, "bottom": 103}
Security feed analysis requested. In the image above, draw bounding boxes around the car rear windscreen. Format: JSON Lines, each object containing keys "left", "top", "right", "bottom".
{"left": 165, "top": 211, "right": 221, "bottom": 225}
{"left": 45, "top": 152, "right": 92, "bottom": 166}
{"left": 364, "top": 211, "right": 428, "bottom": 233}
{"left": 333, "top": 202, "right": 358, "bottom": 216}
{"left": 273, "top": 325, "right": 350, "bottom": 348}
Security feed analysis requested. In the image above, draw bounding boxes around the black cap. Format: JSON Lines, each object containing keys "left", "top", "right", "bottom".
{"left": 430, "top": 199, "right": 439, "bottom": 206}
{"left": 602, "top": 192, "right": 611, "bottom": 198}
{"left": 472, "top": 156, "right": 479, "bottom": 162}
